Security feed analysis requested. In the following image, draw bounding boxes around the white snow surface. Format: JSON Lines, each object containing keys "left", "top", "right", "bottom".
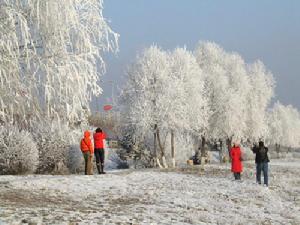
{"left": 0, "top": 159, "right": 299, "bottom": 225}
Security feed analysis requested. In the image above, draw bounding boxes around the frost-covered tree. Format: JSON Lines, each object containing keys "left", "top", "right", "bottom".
{"left": 167, "top": 48, "right": 209, "bottom": 166}
{"left": 120, "top": 46, "right": 170, "bottom": 168}
{"left": 121, "top": 41, "right": 294, "bottom": 166}
{"left": 0, "top": 0, "right": 118, "bottom": 174}
{"left": 0, "top": 0, "right": 118, "bottom": 126}
{"left": 121, "top": 46, "right": 209, "bottom": 167}
{"left": 195, "top": 42, "right": 250, "bottom": 153}
{"left": 246, "top": 61, "right": 275, "bottom": 142}
{"left": 268, "top": 102, "right": 300, "bottom": 149}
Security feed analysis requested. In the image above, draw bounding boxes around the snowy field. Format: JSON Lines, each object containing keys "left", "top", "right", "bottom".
{"left": 0, "top": 159, "right": 299, "bottom": 225}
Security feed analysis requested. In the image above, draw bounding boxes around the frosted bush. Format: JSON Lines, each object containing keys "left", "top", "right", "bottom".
{"left": 292, "top": 152, "right": 300, "bottom": 159}
{"left": 241, "top": 146, "right": 255, "bottom": 161}
{"left": 0, "top": 125, "right": 38, "bottom": 174}
{"left": 67, "top": 129, "right": 84, "bottom": 173}
{"left": 67, "top": 144, "right": 84, "bottom": 173}
{"left": 105, "top": 148, "right": 129, "bottom": 170}
{"left": 32, "top": 121, "right": 71, "bottom": 174}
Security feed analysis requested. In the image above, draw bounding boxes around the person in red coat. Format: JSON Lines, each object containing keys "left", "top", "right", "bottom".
{"left": 93, "top": 127, "right": 107, "bottom": 174}
{"left": 230, "top": 142, "right": 243, "bottom": 180}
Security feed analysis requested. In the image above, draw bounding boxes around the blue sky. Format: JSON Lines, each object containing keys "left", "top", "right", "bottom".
{"left": 97, "top": 0, "right": 300, "bottom": 111}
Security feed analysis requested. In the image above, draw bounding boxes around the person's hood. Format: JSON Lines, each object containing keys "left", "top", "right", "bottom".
{"left": 84, "top": 130, "right": 90, "bottom": 138}
{"left": 259, "top": 141, "right": 264, "bottom": 147}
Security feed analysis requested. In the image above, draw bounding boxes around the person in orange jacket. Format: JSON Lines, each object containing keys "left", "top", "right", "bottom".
{"left": 230, "top": 142, "right": 243, "bottom": 180}
{"left": 93, "top": 127, "right": 107, "bottom": 174}
{"left": 80, "top": 130, "right": 94, "bottom": 175}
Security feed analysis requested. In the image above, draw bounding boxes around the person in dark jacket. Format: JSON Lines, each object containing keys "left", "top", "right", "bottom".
{"left": 93, "top": 128, "right": 107, "bottom": 174}
{"left": 252, "top": 141, "right": 270, "bottom": 186}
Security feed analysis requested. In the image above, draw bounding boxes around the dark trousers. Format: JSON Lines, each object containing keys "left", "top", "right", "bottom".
{"left": 234, "top": 172, "right": 241, "bottom": 180}
{"left": 94, "top": 148, "right": 105, "bottom": 174}
{"left": 256, "top": 162, "right": 268, "bottom": 186}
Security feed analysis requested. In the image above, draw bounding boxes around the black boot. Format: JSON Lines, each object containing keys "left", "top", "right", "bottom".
{"left": 96, "top": 163, "right": 102, "bottom": 174}
{"left": 101, "top": 163, "right": 106, "bottom": 174}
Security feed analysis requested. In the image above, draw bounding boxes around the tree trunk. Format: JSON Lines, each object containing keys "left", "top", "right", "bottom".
{"left": 200, "top": 136, "right": 206, "bottom": 158}
{"left": 153, "top": 125, "right": 157, "bottom": 167}
{"left": 156, "top": 157, "right": 163, "bottom": 168}
{"left": 226, "top": 137, "right": 232, "bottom": 157}
{"left": 162, "top": 156, "right": 168, "bottom": 169}
{"left": 200, "top": 136, "right": 207, "bottom": 165}
{"left": 171, "top": 130, "right": 175, "bottom": 168}
{"left": 219, "top": 138, "right": 224, "bottom": 163}
{"left": 154, "top": 124, "right": 163, "bottom": 168}
{"left": 193, "top": 135, "right": 201, "bottom": 165}
{"left": 275, "top": 143, "right": 280, "bottom": 159}
{"left": 154, "top": 132, "right": 164, "bottom": 168}
{"left": 157, "top": 128, "right": 168, "bottom": 168}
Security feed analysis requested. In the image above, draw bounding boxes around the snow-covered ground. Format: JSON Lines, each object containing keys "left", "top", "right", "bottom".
{"left": 0, "top": 159, "right": 299, "bottom": 225}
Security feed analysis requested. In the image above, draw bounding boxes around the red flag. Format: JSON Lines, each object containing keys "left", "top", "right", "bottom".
{"left": 103, "top": 105, "right": 113, "bottom": 111}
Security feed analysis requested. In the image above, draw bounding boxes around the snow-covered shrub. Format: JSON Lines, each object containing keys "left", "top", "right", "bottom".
{"left": 0, "top": 125, "right": 38, "bottom": 174}
{"left": 67, "top": 129, "right": 84, "bottom": 173}
{"left": 32, "top": 121, "right": 71, "bottom": 174}
{"left": 68, "top": 144, "right": 84, "bottom": 173}
{"left": 120, "top": 139, "right": 154, "bottom": 169}
{"left": 292, "top": 150, "right": 300, "bottom": 159}
{"left": 209, "top": 151, "right": 222, "bottom": 164}
{"left": 240, "top": 146, "right": 255, "bottom": 161}
{"left": 105, "top": 148, "right": 129, "bottom": 170}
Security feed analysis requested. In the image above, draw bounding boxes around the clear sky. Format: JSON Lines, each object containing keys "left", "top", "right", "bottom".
{"left": 97, "top": 0, "right": 300, "bottom": 111}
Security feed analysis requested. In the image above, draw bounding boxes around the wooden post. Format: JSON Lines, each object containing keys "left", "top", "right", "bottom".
{"left": 171, "top": 130, "right": 175, "bottom": 168}
{"left": 157, "top": 128, "right": 168, "bottom": 168}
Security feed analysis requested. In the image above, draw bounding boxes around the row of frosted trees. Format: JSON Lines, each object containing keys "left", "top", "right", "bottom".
{"left": 120, "top": 43, "right": 300, "bottom": 168}
{"left": 0, "top": 0, "right": 118, "bottom": 174}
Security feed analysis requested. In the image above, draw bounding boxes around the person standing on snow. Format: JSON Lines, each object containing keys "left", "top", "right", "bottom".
{"left": 93, "top": 128, "right": 107, "bottom": 174}
{"left": 230, "top": 142, "right": 243, "bottom": 180}
{"left": 252, "top": 141, "right": 270, "bottom": 186}
{"left": 80, "top": 130, "right": 94, "bottom": 175}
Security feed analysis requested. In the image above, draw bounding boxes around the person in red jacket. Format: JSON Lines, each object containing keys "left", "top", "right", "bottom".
{"left": 230, "top": 142, "right": 243, "bottom": 180}
{"left": 93, "top": 127, "right": 107, "bottom": 174}
{"left": 80, "top": 130, "right": 94, "bottom": 175}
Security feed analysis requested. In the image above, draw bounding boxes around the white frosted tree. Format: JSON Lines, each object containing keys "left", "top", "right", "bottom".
{"left": 121, "top": 46, "right": 209, "bottom": 168}
{"left": 167, "top": 48, "right": 209, "bottom": 166}
{"left": 121, "top": 41, "right": 294, "bottom": 167}
{"left": 0, "top": 0, "right": 118, "bottom": 126}
{"left": 120, "top": 46, "right": 170, "bottom": 168}
{"left": 246, "top": 61, "right": 275, "bottom": 142}
{"left": 268, "top": 102, "right": 300, "bottom": 149}
{"left": 0, "top": 0, "right": 118, "bottom": 174}
{"left": 195, "top": 42, "right": 250, "bottom": 154}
